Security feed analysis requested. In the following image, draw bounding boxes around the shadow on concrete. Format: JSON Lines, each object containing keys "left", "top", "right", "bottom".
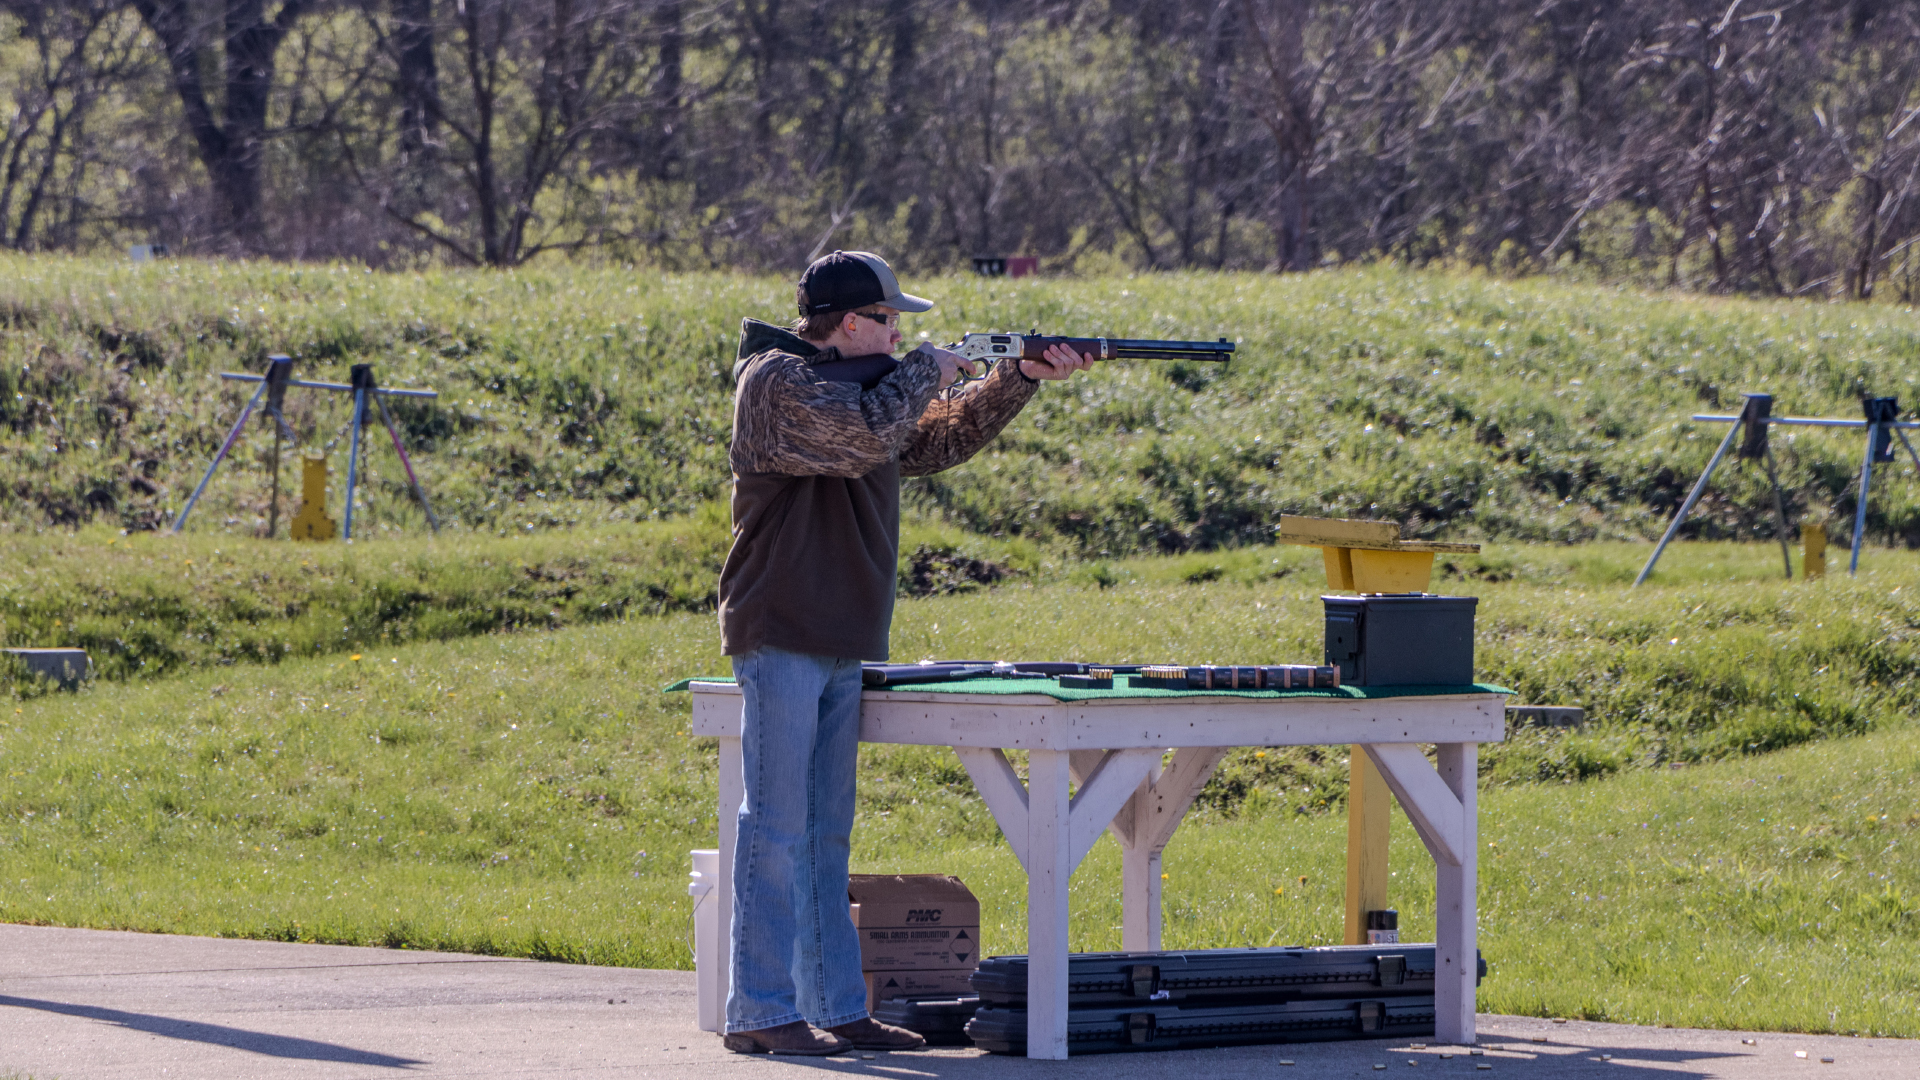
{"left": 0, "top": 994, "right": 424, "bottom": 1069}
{"left": 729, "top": 1040, "right": 1751, "bottom": 1078}
{"left": 1476, "top": 1040, "right": 1753, "bottom": 1075}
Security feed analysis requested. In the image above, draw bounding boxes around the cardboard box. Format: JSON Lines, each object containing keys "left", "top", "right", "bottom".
{"left": 849, "top": 874, "right": 980, "bottom": 1009}
{"left": 864, "top": 968, "right": 975, "bottom": 1007}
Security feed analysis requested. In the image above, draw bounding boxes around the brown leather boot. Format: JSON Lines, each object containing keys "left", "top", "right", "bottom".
{"left": 825, "top": 1017, "right": 927, "bottom": 1051}
{"left": 721, "top": 1020, "right": 851, "bottom": 1056}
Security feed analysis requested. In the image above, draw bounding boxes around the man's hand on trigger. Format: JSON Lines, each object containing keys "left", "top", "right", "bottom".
{"left": 1020, "top": 342, "right": 1096, "bottom": 381}
{"left": 923, "top": 346, "right": 979, "bottom": 389}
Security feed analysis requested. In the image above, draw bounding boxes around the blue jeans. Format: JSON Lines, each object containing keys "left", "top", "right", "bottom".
{"left": 726, "top": 645, "right": 869, "bottom": 1032}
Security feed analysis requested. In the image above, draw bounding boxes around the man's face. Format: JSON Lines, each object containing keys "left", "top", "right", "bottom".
{"left": 841, "top": 306, "right": 903, "bottom": 355}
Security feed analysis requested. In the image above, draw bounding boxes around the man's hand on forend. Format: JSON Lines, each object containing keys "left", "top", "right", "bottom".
{"left": 1019, "top": 342, "right": 1096, "bottom": 381}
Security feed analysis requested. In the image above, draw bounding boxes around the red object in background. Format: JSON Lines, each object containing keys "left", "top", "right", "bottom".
{"left": 1007, "top": 256, "right": 1038, "bottom": 278}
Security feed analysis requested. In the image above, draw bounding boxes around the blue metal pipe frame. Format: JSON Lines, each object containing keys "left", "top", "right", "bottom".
{"left": 342, "top": 387, "right": 366, "bottom": 540}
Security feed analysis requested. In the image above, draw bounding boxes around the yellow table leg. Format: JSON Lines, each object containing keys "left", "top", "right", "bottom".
{"left": 1344, "top": 748, "right": 1392, "bottom": 945}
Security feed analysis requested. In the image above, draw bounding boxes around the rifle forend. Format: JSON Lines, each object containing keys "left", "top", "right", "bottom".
{"left": 949, "top": 332, "right": 1235, "bottom": 367}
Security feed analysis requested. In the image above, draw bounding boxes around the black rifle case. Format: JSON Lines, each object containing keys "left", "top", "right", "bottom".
{"left": 871, "top": 995, "right": 980, "bottom": 1046}
{"left": 970, "top": 944, "right": 1482, "bottom": 1007}
{"left": 963, "top": 996, "right": 1435, "bottom": 1055}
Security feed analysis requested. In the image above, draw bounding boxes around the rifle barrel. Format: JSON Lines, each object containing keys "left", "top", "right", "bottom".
{"left": 1105, "top": 338, "right": 1236, "bottom": 360}
{"left": 1107, "top": 346, "right": 1233, "bottom": 361}
{"left": 1038, "top": 336, "right": 1235, "bottom": 362}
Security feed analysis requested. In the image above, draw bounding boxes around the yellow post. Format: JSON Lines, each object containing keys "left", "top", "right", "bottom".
{"left": 290, "top": 457, "right": 338, "bottom": 541}
{"left": 1344, "top": 750, "right": 1391, "bottom": 945}
{"left": 1348, "top": 549, "right": 1436, "bottom": 593}
{"left": 1322, "top": 546, "right": 1355, "bottom": 590}
{"left": 1330, "top": 546, "right": 1432, "bottom": 945}
{"left": 1803, "top": 522, "right": 1826, "bottom": 579}
{"left": 1283, "top": 515, "right": 1479, "bottom": 948}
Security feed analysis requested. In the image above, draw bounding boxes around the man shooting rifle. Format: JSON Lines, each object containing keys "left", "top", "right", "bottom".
{"left": 714, "top": 250, "right": 1093, "bottom": 1056}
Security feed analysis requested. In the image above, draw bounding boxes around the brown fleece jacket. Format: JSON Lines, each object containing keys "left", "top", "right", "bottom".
{"left": 718, "top": 319, "right": 1038, "bottom": 659}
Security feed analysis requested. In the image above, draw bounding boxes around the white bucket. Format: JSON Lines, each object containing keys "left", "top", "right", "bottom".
{"left": 689, "top": 849, "right": 722, "bottom": 1031}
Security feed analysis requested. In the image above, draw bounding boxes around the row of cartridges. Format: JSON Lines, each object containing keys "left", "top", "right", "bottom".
{"left": 1075, "top": 664, "right": 1341, "bottom": 690}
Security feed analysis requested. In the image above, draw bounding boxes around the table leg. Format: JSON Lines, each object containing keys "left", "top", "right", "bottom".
{"left": 1072, "top": 751, "right": 1155, "bottom": 950}
{"left": 1120, "top": 844, "right": 1161, "bottom": 952}
{"left": 716, "top": 734, "right": 743, "bottom": 1029}
{"left": 1360, "top": 742, "right": 1477, "bottom": 1045}
{"left": 1344, "top": 749, "right": 1392, "bottom": 945}
{"left": 1026, "top": 748, "right": 1073, "bottom": 1060}
{"left": 1116, "top": 747, "right": 1227, "bottom": 953}
{"left": 1434, "top": 743, "right": 1478, "bottom": 1045}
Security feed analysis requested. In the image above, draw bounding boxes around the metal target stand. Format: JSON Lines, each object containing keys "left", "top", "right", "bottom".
{"left": 172, "top": 356, "right": 439, "bottom": 539}
{"left": 1635, "top": 392, "right": 1920, "bottom": 585}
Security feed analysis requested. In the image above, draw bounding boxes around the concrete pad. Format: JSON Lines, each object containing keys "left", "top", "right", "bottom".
{"left": 0, "top": 923, "right": 1912, "bottom": 1079}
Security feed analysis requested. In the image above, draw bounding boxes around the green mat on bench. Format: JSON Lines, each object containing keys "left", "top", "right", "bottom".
{"left": 662, "top": 675, "right": 1511, "bottom": 702}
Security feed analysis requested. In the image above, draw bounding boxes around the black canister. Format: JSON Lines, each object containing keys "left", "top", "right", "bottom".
{"left": 1323, "top": 593, "right": 1478, "bottom": 686}
{"left": 1365, "top": 908, "right": 1399, "bottom": 945}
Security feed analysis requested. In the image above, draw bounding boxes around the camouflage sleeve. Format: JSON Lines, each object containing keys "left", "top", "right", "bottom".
{"left": 729, "top": 349, "right": 943, "bottom": 477}
{"left": 898, "top": 358, "right": 1041, "bottom": 477}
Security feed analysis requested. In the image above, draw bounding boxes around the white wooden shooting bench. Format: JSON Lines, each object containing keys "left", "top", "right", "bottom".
{"left": 688, "top": 678, "right": 1509, "bottom": 1059}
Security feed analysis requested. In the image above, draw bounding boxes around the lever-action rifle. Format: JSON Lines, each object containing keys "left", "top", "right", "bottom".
{"left": 948, "top": 332, "right": 1234, "bottom": 379}
{"left": 862, "top": 661, "right": 1147, "bottom": 687}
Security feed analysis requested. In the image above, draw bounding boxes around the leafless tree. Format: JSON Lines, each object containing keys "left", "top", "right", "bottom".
{"left": 1812, "top": 1, "right": 1920, "bottom": 299}
{"left": 342, "top": 0, "right": 659, "bottom": 266}
{"left": 0, "top": 0, "right": 1912, "bottom": 292}
{"left": 1235, "top": 0, "right": 1454, "bottom": 270}
{"left": 0, "top": 2, "right": 149, "bottom": 250}
{"left": 131, "top": 0, "right": 324, "bottom": 249}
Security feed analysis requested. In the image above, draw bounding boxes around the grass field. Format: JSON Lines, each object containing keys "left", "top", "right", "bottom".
{"left": 0, "top": 517, "right": 729, "bottom": 682}
{"left": 6, "top": 254, "right": 1920, "bottom": 1038}
{"left": 14, "top": 528, "right": 1918, "bottom": 778}
{"left": 2, "top": 541, "right": 1917, "bottom": 1036}
{"left": 0, "top": 514, "right": 1055, "bottom": 682}
{"left": 10, "top": 255, "right": 1920, "bottom": 551}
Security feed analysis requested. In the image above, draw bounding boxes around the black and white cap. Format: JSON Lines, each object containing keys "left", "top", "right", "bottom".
{"left": 797, "top": 250, "right": 934, "bottom": 316}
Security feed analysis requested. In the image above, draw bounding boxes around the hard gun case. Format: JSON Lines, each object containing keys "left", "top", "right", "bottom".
{"left": 969, "top": 944, "right": 1482, "bottom": 1007}
{"left": 963, "top": 996, "right": 1436, "bottom": 1055}
{"left": 871, "top": 995, "right": 979, "bottom": 1046}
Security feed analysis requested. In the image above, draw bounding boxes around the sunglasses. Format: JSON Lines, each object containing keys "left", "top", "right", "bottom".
{"left": 853, "top": 310, "right": 901, "bottom": 328}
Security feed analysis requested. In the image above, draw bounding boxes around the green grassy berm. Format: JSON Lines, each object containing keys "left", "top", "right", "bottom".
{"left": 8, "top": 255, "right": 1920, "bottom": 550}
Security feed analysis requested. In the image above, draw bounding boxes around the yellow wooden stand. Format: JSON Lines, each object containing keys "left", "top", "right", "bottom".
{"left": 289, "top": 457, "right": 338, "bottom": 541}
{"left": 1278, "top": 516, "right": 1481, "bottom": 943}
